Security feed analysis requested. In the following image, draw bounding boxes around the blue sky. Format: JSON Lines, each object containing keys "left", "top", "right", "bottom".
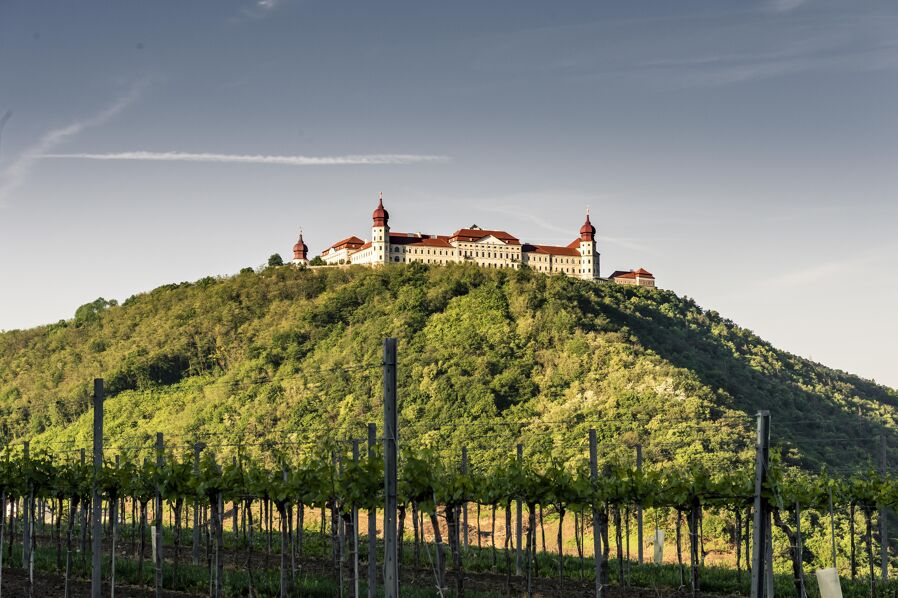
{"left": 1, "top": 0, "right": 896, "bottom": 387}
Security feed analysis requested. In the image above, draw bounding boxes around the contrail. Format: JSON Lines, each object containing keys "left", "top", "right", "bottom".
{"left": 38, "top": 151, "right": 450, "bottom": 166}
{"left": 0, "top": 80, "right": 147, "bottom": 206}
{"left": 0, "top": 110, "right": 12, "bottom": 158}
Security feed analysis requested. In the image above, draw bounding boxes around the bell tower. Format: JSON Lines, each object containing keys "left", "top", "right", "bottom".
{"left": 372, "top": 192, "right": 390, "bottom": 264}
{"left": 578, "top": 208, "right": 599, "bottom": 280}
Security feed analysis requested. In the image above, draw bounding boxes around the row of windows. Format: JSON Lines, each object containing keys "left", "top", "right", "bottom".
{"left": 472, "top": 250, "right": 516, "bottom": 259}
{"left": 391, "top": 256, "right": 529, "bottom": 269}
{"left": 393, "top": 246, "right": 455, "bottom": 256}
{"left": 392, "top": 256, "right": 458, "bottom": 265}
{"left": 391, "top": 246, "right": 526, "bottom": 260}
{"left": 524, "top": 255, "right": 578, "bottom": 265}
{"left": 380, "top": 255, "right": 596, "bottom": 278}
{"left": 382, "top": 243, "right": 587, "bottom": 264}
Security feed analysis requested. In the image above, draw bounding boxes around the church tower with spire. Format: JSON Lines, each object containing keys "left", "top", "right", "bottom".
{"left": 291, "top": 230, "right": 309, "bottom": 266}
{"left": 371, "top": 192, "right": 390, "bottom": 264}
{"left": 578, "top": 209, "right": 600, "bottom": 280}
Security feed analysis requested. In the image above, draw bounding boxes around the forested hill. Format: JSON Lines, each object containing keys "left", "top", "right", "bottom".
{"left": 1, "top": 263, "right": 896, "bottom": 471}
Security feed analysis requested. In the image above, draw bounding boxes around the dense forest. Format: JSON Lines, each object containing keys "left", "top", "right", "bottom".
{"left": 1, "top": 263, "right": 895, "bottom": 471}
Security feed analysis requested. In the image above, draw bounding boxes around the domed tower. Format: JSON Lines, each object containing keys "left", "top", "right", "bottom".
{"left": 292, "top": 230, "right": 309, "bottom": 266}
{"left": 578, "top": 209, "right": 600, "bottom": 280}
{"left": 371, "top": 192, "right": 390, "bottom": 264}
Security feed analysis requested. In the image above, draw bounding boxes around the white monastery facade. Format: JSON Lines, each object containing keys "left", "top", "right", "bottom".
{"left": 291, "top": 194, "right": 655, "bottom": 287}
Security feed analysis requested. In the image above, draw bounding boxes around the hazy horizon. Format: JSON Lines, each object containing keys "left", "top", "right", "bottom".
{"left": 1, "top": 0, "right": 896, "bottom": 388}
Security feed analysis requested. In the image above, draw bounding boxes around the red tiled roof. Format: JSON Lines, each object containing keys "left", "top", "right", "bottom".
{"left": 411, "top": 237, "right": 453, "bottom": 248}
{"left": 566, "top": 239, "right": 580, "bottom": 249}
{"left": 449, "top": 228, "right": 520, "bottom": 245}
{"left": 389, "top": 232, "right": 423, "bottom": 242}
{"left": 580, "top": 213, "right": 596, "bottom": 240}
{"left": 389, "top": 232, "right": 454, "bottom": 248}
{"left": 329, "top": 235, "right": 365, "bottom": 250}
{"left": 522, "top": 243, "right": 581, "bottom": 257}
{"left": 610, "top": 268, "right": 654, "bottom": 279}
{"left": 358, "top": 241, "right": 372, "bottom": 250}
{"left": 373, "top": 196, "right": 388, "bottom": 226}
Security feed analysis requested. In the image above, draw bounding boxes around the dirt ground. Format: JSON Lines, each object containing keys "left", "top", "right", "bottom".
{"left": 410, "top": 568, "right": 741, "bottom": 598}
{"left": 12, "top": 525, "right": 741, "bottom": 598}
{"left": 1, "top": 563, "right": 742, "bottom": 597}
{"left": 0, "top": 567, "right": 195, "bottom": 597}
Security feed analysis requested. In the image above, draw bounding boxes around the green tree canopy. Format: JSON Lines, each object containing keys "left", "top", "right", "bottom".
{"left": 267, "top": 253, "right": 284, "bottom": 267}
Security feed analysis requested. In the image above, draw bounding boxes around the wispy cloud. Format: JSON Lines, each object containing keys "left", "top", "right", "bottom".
{"left": 237, "top": 0, "right": 283, "bottom": 21}
{"left": 756, "top": 249, "right": 892, "bottom": 290}
{"left": 0, "top": 81, "right": 147, "bottom": 207}
{"left": 473, "top": 8, "right": 898, "bottom": 88}
{"left": 37, "top": 151, "right": 450, "bottom": 166}
{"left": 765, "top": 0, "right": 811, "bottom": 13}
{"left": 477, "top": 204, "right": 580, "bottom": 238}
{"left": 466, "top": 194, "right": 663, "bottom": 254}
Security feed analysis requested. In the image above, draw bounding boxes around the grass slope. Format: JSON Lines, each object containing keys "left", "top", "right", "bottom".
{"left": 1, "top": 263, "right": 895, "bottom": 469}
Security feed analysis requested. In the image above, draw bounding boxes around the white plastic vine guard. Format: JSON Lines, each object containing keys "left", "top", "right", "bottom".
{"left": 815, "top": 568, "right": 843, "bottom": 598}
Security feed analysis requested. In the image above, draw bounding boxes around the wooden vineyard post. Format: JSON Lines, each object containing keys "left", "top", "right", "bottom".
{"left": 828, "top": 486, "right": 838, "bottom": 569}
{"left": 232, "top": 456, "right": 239, "bottom": 537}
{"left": 765, "top": 516, "right": 774, "bottom": 598}
{"left": 880, "top": 435, "right": 889, "bottom": 582}
{"left": 516, "top": 443, "right": 523, "bottom": 576}
{"left": 636, "top": 444, "right": 643, "bottom": 565}
{"left": 111, "top": 454, "right": 120, "bottom": 598}
{"left": 461, "top": 447, "right": 469, "bottom": 551}
{"left": 91, "top": 379, "right": 104, "bottom": 598}
{"left": 336, "top": 451, "right": 346, "bottom": 594}
{"left": 0, "top": 485, "right": 4, "bottom": 598}
{"left": 367, "top": 422, "right": 377, "bottom": 598}
{"left": 795, "top": 502, "right": 807, "bottom": 597}
{"left": 352, "top": 439, "right": 361, "bottom": 598}
{"left": 208, "top": 454, "right": 223, "bottom": 598}
{"left": 192, "top": 442, "right": 204, "bottom": 565}
{"left": 80, "top": 448, "right": 87, "bottom": 556}
{"left": 590, "top": 429, "right": 604, "bottom": 598}
{"left": 750, "top": 411, "right": 770, "bottom": 598}
{"left": 280, "top": 468, "right": 289, "bottom": 598}
{"left": 155, "top": 432, "right": 164, "bottom": 597}
{"left": 383, "top": 338, "right": 399, "bottom": 598}
{"left": 22, "top": 440, "right": 31, "bottom": 579}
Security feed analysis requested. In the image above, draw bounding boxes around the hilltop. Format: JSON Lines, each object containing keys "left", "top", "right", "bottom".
{"left": 1, "top": 263, "right": 895, "bottom": 470}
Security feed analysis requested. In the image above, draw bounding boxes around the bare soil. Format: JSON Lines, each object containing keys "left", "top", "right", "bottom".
{"left": 0, "top": 568, "right": 195, "bottom": 597}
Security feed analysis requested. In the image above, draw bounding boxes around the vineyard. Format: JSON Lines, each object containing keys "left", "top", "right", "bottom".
{"left": 1, "top": 340, "right": 897, "bottom": 598}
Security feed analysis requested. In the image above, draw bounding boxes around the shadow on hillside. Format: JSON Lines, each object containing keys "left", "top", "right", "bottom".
{"left": 598, "top": 297, "right": 898, "bottom": 471}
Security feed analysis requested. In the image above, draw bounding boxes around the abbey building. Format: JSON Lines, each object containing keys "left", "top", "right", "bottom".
{"left": 291, "top": 194, "right": 654, "bottom": 287}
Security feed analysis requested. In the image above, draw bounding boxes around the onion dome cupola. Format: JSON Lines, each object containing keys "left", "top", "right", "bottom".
{"left": 293, "top": 230, "right": 309, "bottom": 261}
{"left": 372, "top": 192, "right": 389, "bottom": 227}
{"left": 579, "top": 208, "right": 596, "bottom": 241}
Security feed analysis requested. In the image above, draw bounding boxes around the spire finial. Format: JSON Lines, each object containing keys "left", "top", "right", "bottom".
{"left": 586, "top": 205, "right": 590, "bottom": 216}
{"left": 379, "top": 191, "right": 383, "bottom": 203}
